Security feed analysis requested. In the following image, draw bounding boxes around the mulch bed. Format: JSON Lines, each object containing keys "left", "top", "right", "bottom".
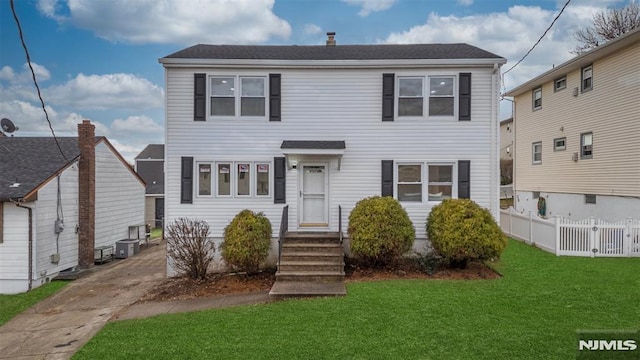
{"left": 141, "top": 260, "right": 500, "bottom": 302}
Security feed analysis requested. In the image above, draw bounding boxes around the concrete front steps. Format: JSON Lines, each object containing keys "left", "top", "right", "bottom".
{"left": 269, "top": 232, "right": 346, "bottom": 298}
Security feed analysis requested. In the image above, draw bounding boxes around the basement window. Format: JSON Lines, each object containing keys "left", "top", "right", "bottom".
{"left": 585, "top": 194, "right": 596, "bottom": 204}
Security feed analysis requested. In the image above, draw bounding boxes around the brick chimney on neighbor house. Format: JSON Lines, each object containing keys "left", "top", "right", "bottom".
{"left": 78, "top": 120, "right": 95, "bottom": 269}
{"left": 326, "top": 32, "right": 336, "bottom": 46}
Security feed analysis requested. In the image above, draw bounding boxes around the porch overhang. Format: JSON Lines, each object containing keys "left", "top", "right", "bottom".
{"left": 281, "top": 140, "right": 346, "bottom": 170}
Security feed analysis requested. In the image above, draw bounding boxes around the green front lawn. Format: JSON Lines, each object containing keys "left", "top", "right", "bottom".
{"left": 0, "top": 281, "right": 68, "bottom": 326}
{"left": 75, "top": 240, "right": 640, "bottom": 359}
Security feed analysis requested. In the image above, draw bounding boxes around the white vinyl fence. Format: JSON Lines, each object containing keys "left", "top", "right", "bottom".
{"left": 500, "top": 207, "right": 640, "bottom": 257}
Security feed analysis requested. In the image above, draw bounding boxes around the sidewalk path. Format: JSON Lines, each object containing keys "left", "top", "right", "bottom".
{"left": 0, "top": 241, "right": 166, "bottom": 360}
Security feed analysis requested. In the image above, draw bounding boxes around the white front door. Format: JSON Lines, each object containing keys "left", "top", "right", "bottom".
{"left": 299, "top": 164, "right": 328, "bottom": 227}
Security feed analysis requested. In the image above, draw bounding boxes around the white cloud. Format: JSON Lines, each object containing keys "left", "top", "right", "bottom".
{"left": 104, "top": 138, "right": 143, "bottom": 164}
{"left": 38, "top": 0, "right": 291, "bottom": 45}
{"left": 24, "top": 62, "right": 51, "bottom": 82}
{"left": 112, "top": 115, "right": 163, "bottom": 135}
{"left": 304, "top": 24, "right": 322, "bottom": 35}
{"left": 457, "top": 0, "right": 473, "bottom": 6}
{"left": 383, "top": 4, "right": 618, "bottom": 94}
{"left": 0, "top": 66, "right": 15, "bottom": 81}
{"left": 342, "top": 0, "right": 397, "bottom": 17}
{"left": 45, "top": 73, "right": 163, "bottom": 111}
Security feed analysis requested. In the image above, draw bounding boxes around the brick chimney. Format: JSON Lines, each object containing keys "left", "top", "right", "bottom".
{"left": 326, "top": 32, "right": 336, "bottom": 46}
{"left": 78, "top": 120, "right": 95, "bottom": 269}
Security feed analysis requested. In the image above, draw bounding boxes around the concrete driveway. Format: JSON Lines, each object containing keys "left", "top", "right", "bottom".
{"left": 0, "top": 241, "right": 166, "bottom": 360}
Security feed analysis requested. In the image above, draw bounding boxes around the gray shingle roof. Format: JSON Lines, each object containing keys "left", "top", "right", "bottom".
{"left": 135, "top": 144, "right": 164, "bottom": 160}
{"left": 0, "top": 137, "right": 88, "bottom": 201}
{"left": 163, "top": 44, "right": 503, "bottom": 61}
{"left": 281, "top": 141, "right": 346, "bottom": 150}
{"left": 136, "top": 161, "right": 164, "bottom": 195}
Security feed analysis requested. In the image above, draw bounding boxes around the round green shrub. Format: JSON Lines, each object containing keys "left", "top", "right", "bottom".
{"left": 348, "top": 196, "right": 415, "bottom": 266}
{"left": 426, "top": 199, "right": 507, "bottom": 268}
{"left": 222, "top": 210, "right": 272, "bottom": 274}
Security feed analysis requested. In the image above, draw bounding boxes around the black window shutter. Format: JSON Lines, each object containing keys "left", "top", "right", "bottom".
{"left": 381, "top": 160, "right": 394, "bottom": 197}
{"left": 274, "top": 157, "right": 286, "bottom": 203}
{"left": 458, "top": 160, "right": 470, "bottom": 199}
{"left": 269, "top": 74, "right": 281, "bottom": 122}
{"left": 181, "top": 157, "right": 193, "bottom": 204}
{"left": 459, "top": 73, "right": 471, "bottom": 121}
{"left": 382, "top": 73, "right": 395, "bottom": 121}
{"left": 194, "top": 74, "right": 206, "bottom": 121}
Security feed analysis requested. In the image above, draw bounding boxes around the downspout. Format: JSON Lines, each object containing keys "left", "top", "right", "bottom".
{"left": 15, "top": 202, "right": 33, "bottom": 291}
{"left": 492, "top": 63, "right": 500, "bottom": 222}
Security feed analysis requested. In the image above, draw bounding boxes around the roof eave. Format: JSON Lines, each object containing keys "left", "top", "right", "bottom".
{"left": 158, "top": 58, "right": 506, "bottom": 68}
{"left": 505, "top": 28, "right": 640, "bottom": 97}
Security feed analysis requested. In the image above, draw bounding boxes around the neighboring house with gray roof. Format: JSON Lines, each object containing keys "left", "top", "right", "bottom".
{"left": 0, "top": 121, "right": 145, "bottom": 294}
{"left": 134, "top": 144, "right": 164, "bottom": 227}
{"left": 159, "top": 33, "right": 506, "bottom": 274}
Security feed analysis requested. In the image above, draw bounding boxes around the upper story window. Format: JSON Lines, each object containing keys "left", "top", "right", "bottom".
{"left": 554, "top": 76, "right": 566, "bottom": 92}
{"left": 554, "top": 137, "right": 566, "bottom": 151}
{"left": 581, "top": 132, "right": 593, "bottom": 159}
{"left": 532, "top": 87, "right": 542, "bottom": 110}
{"left": 210, "top": 76, "right": 266, "bottom": 117}
{"left": 398, "top": 75, "right": 456, "bottom": 118}
{"left": 428, "top": 77, "right": 454, "bottom": 116}
{"left": 581, "top": 65, "right": 593, "bottom": 92}
{"left": 532, "top": 141, "right": 542, "bottom": 164}
{"left": 398, "top": 78, "right": 424, "bottom": 117}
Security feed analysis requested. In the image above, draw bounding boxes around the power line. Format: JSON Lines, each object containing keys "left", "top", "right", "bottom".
{"left": 502, "top": 0, "right": 572, "bottom": 77}
{"left": 10, "top": 0, "right": 68, "bottom": 161}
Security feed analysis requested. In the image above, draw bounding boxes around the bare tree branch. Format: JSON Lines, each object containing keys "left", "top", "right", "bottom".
{"left": 572, "top": 2, "right": 640, "bottom": 54}
{"left": 166, "top": 218, "right": 215, "bottom": 280}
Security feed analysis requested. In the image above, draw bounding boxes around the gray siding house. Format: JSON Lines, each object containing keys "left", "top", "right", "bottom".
{"left": 135, "top": 144, "right": 165, "bottom": 227}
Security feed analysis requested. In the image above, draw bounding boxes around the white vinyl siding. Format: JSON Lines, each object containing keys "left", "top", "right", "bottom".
{"left": 0, "top": 202, "right": 30, "bottom": 293}
{"left": 95, "top": 142, "right": 145, "bottom": 248}
{"left": 165, "top": 66, "right": 500, "bottom": 242}
{"left": 514, "top": 42, "right": 640, "bottom": 197}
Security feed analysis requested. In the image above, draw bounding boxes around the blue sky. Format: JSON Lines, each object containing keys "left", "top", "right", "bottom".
{"left": 0, "top": 0, "right": 631, "bottom": 161}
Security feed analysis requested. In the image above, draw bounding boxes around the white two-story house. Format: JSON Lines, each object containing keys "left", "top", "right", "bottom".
{"left": 505, "top": 28, "right": 640, "bottom": 221}
{"left": 159, "top": 33, "right": 505, "bottom": 268}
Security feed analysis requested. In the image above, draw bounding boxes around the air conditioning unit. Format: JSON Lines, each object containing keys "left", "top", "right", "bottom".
{"left": 115, "top": 240, "right": 140, "bottom": 259}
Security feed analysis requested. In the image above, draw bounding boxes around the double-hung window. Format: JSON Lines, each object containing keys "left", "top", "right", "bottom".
{"left": 398, "top": 78, "right": 424, "bottom": 117}
{"left": 210, "top": 76, "right": 266, "bottom": 117}
{"left": 554, "top": 76, "right": 566, "bottom": 92}
{"left": 397, "top": 164, "right": 422, "bottom": 202}
{"left": 581, "top": 132, "right": 593, "bottom": 159}
{"left": 532, "top": 142, "right": 542, "bottom": 164}
{"left": 428, "top": 164, "right": 453, "bottom": 202}
{"left": 240, "top": 77, "right": 266, "bottom": 116}
{"left": 428, "top": 77, "right": 454, "bottom": 116}
{"left": 581, "top": 65, "right": 593, "bottom": 92}
{"left": 211, "top": 77, "right": 235, "bottom": 116}
{"left": 533, "top": 87, "right": 542, "bottom": 110}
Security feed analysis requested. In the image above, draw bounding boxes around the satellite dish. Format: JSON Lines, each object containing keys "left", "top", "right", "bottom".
{"left": 1, "top": 118, "right": 18, "bottom": 134}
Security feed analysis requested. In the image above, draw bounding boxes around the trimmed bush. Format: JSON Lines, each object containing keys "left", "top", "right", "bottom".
{"left": 166, "top": 218, "right": 214, "bottom": 280}
{"left": 426, "top": 199, "right": 507, "bottom": 268}
{"left": 222, "top": 210, "right": 272, "bottom": 274}
{"left": 348, "top": 196, "right": 415, "bottom": 266}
